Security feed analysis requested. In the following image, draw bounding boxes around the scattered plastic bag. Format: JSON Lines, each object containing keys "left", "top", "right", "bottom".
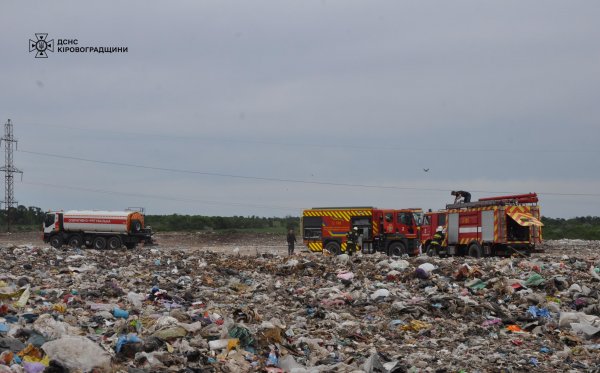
{"left": 389, "top": 260, "right": 410, "bottom": 271}
{"left": 336, "top": 272, "right": 354, "bottom": 281}
{"left": 370, "top": 289, "right": 390, "bottom": 300}
{"left": 506, "top": 325, "right": 524, "bottom": 333}
{"left": 14, "top": 286, "right": 30, "bottom": 308}
{"left": 42, "top": 336, "right": 111, "bottom": 372}
{"left": 229, "top": 325, "right": 254, "bottom": 348}
{"left": 528, "top": 306, "right": 551, "bottom": 319}
{"left": 32, "top": 314, "right": 70, "bottom": 340}
{"left": 524, "top": 273, "right": 545, "bottom": 287}
{"left": 401, "top": 320, "right": 431, "bottom": 332}
{"left": 115, "top": 333, "right": 142, "bottom": 353}
{"left": 418, "top": 263, "right": 436, "bottom": 273}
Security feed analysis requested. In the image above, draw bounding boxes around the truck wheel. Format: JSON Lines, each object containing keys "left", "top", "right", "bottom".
{"left": 93, "top": 237, "right": 107, "bottom": 250}
{"left": 49, "top": 235, "right": 63, "bottom": 249}
{"left": 388, "top": 242, "right": 407, "bottom": 257}
{"left": 107, "top": 236, "right": 122, "bottom": 250}
{"left": 125, "top": 242, "right": 136, "bottom": 250}
{"left": 68, "top": 235, "right": 83, "bottom": 248}
{"left": 468, "top": 243, "right": 483, "bottom": 258}
{"left": 324, "top": 241, "right": 341, "bottom": 256}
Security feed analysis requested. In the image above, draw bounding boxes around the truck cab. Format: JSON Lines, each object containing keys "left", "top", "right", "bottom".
{"left": 43, "top": 211, "right": 61, "bottom": 236}
{"left": 373, "top": 208, "right": 423, "bottom": 256}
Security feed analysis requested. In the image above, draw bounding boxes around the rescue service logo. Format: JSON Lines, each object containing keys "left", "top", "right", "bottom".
{"left": 29, "top": 33, "right": 54, "bottom": 58}
{"left": 28, "top": 33, "right": 128, "bottom": 58}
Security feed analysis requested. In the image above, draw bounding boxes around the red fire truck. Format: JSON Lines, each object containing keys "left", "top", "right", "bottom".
{"left": 420, "top": 193, "right": 543, "bottom": 257}
{"left": 302, "top": 207, "right": 423, "bottom": 256}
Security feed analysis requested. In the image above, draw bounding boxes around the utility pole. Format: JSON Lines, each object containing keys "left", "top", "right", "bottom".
{"left": 0, "top": 119, "right": 23, "bottom": 233}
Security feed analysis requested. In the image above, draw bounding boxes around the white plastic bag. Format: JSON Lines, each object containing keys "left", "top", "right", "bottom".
{"left": 42, "top": 336, "right": 111, "bottom": 372}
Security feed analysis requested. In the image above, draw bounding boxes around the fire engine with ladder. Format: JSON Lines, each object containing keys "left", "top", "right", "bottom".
{"left": 302, "top": 207, "right": 423, "bottom": 256}
{"left": 420, "top": 193, "right": 543, "bottom": 257}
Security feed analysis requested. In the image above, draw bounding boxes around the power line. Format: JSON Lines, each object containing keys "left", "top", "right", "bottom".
{"left": 21, "top": 181, "right": 300, "bottom": 211}
{"left": 17, "top": 122, "right": 598, "bottom": 154}
{"left": 21, "top": 149, "right": 443, "bottom": 190}
{"left": 18, "top": 149, "right": 600, "bottom": 198}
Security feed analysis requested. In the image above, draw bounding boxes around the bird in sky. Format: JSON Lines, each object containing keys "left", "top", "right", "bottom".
{"left": 423, "top": 168, "right": 429, "bottom": 172}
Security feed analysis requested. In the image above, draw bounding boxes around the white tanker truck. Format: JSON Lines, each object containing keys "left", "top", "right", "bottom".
{"left": 43, "top": 210, "right": 154, "bottom": 249}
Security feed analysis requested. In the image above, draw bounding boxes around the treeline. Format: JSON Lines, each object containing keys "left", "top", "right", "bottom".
{"left": 0, "top": 206, "right": 45, "bottom": 229}
{"left": 2, "top": 205, "right": 600, "bottom": 239}
{"left": 144, "top": 214, "right": 300, "bottom": 232}
{"left": 541, "top": 216, "right": 600, "bottom": 240}
{"left": 0, "top": 206, "right": 300, "bottom": 233}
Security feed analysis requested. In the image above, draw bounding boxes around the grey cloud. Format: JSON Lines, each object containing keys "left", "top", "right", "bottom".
{"left": 1, "top": 1, "right": 599, "bottom": 217}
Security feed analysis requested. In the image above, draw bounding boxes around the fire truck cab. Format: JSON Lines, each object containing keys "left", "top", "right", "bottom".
{"left": 421, "top": 193, "right": 543, "bottom": 257}
{"left": 302, "top": 207, "right": 423, "bottom": 256}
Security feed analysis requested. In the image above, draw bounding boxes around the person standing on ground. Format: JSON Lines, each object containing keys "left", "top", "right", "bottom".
{"left": 287, "top": 229, "right": 297, "bottom": 256}
{"left": 356, "top": 227, "right": 363, "bottom": 253}
{"left": 346, "top": 227, "right": 359, "bottom": 256}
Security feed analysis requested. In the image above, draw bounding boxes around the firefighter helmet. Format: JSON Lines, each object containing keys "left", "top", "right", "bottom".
{"left": 353, "top": 226, "right": 358, "bottom": 231}
{"left": 436, "top": 226, "right": 443, "bottom": 232}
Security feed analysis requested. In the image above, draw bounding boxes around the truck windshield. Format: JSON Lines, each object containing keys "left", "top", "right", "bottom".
{"left": 413, "top": 212, "right": 423, "bottom": 226}
{"left": 44, "top": 214, "right": 55, "bottom": 228}
{"left": 397, "top": 212, "right": 413, "bottom": 225}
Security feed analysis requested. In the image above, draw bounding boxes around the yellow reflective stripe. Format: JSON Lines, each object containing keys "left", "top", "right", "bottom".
{"left": 308, "top": 242, "right": 323, "bottom": 252}
{"left": 494, "top": 210, "right": 498, "bottom": 241}
{"left": 509, "top": 211, "right": 543, "bottom": 227}
{"left": 304, "top": 209, "right": 373, "bottom": 219}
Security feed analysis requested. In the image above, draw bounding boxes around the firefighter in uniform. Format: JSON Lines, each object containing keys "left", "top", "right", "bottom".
{"left": 346, "top": 227, "right": 359, "bottom": 256}
{"left": 427, "top": 226, "right": 445, "bottom": 257}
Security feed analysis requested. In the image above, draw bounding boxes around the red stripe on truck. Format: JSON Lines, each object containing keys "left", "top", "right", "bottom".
{"left": 64, "top": 218, "right": 127, "bottom": 224}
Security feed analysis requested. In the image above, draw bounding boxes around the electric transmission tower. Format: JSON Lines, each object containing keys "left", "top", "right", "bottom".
{"left": 0, "top": 119, "right": 24, "bottom": 232}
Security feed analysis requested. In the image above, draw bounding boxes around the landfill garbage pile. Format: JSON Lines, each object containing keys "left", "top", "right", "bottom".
{"left": 0, "top": 240, "right": 599, "bottom": 372}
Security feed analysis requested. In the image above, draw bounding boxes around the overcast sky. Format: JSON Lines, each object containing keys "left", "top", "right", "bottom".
{"left": 1, "top": 1, "right": 599, "bottom": 218}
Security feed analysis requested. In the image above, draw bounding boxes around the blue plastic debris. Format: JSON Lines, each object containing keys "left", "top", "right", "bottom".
{"left": 388, "top": 319, "right": 405, "bottom": 330}
{"left": 113, "top": 307, "right": 130, "bottom": 319}
{"left": 528, "top": 305, "right": 550, "bottom": 318}
{"left": 267, "top": 350, "right": 279, "bottom": 366}
{"left": 116, "top": 333, "right": 142, "bottom": 353}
